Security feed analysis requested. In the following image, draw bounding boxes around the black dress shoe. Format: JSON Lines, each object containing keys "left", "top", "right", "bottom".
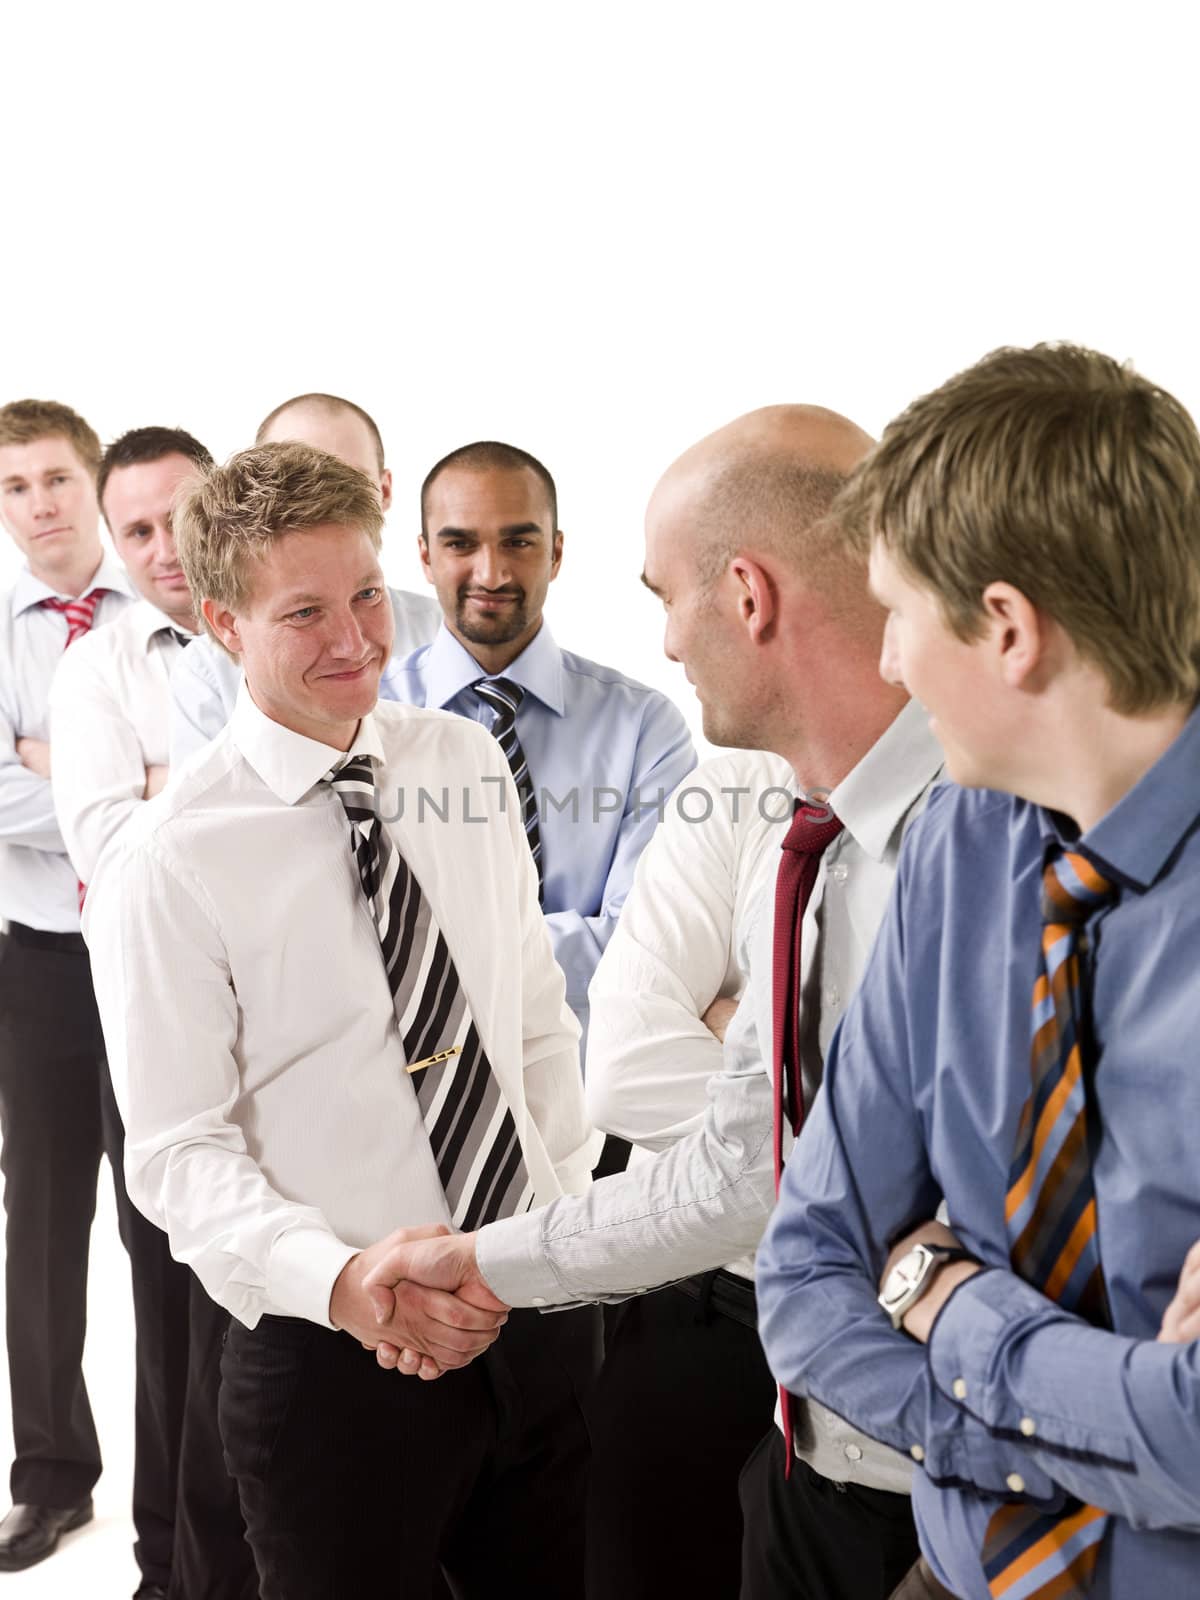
{"left": 0, "top": 1498, "right": 94, "bottom": 1571}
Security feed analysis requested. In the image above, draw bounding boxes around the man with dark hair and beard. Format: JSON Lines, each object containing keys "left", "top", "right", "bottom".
{"left": 390, "top": 441, "right": 695, "bottom": 1080}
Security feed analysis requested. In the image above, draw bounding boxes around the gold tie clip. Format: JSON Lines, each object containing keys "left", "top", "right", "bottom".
{"left": 405, "top": 1045, "right": 462, "bottom": 1075}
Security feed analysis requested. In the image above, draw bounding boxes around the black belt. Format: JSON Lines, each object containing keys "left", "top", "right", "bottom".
{"left": 672, "top": 1268, "right": 758, "bottom": 1329}
{"left": 4, "top": 920, "right": 87, "bottom": 954}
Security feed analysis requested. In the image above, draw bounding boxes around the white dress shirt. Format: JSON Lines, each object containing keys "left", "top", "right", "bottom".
{"left": 49, "top": 598, "right": 193, "bottom": 884}
{"left": 0, "top": 555, "right": 133, "bottom": 931}
{"left": 84, "top": 687, "right": 595, "bottom": 1332}
{"left": 476, "top": 698, "right": 944, "bottom": 1491}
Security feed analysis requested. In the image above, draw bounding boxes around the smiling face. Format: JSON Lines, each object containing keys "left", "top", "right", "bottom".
{"left": 0, "top": 434, "right": 101, "bottom": 583}
{"left": 204, "top": 523, "right": 394, "bottom": 751}
{"left": 101, "top": 452, "right": 201, "bottom": 627}
{"left": 420, "top": 464, "right": 562, "bottom": 672}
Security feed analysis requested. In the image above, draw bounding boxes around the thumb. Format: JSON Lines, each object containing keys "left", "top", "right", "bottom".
{"left": 367, "top": 1283, "right": 396, "bottom": 1325}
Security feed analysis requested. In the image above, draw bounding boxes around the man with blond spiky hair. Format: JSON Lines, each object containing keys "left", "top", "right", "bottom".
{"left": 86, "top": 440, "right": 599, "bottom": 1598}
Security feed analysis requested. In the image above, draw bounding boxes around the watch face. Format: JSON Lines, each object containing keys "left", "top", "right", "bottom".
{"left": 881, "top": 1244, "right": 934, "bottom": 1313}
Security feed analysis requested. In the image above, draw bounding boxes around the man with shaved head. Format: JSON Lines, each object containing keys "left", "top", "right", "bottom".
{"left": 168, "top": 392, "right": 439, "bottom": 762}
{"left": 365, "top": 405, "right": 945, "bottom": 1599}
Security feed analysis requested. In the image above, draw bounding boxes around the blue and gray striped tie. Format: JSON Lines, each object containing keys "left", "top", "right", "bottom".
{"left": 475, "top": 676, "right": 544, "bottom": 902}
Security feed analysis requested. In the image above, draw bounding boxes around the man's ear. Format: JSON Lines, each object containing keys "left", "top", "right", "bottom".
{"left": 981, "top": 581, "right": 1046, "bottom": 688}
{"left": 729, "top": 554, "right": 777, "bottom": 643}
{"left": 202, "top": 597, "right": 243, "bottom": 657}
{"left": 418, "top": 534, "right": 435, "bottom": 584}
{"left": 549, "top": 528, "right": 564, "bottom": 580}
{"left": 378, "top": 468, "right": 394, "bottom": 514}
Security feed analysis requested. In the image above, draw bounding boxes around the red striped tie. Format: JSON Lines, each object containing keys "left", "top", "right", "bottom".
{"left": 41, "top": 589, "right": 109, "bottom": 908}
{"left": 771, "top": 797, "right": 843, "bottom": 1476}
{"left": 40, "top": 588, "right": 108, "bottom": 648}
{"left": 983, "top": 848, "right": 1117, "bottom": 1597}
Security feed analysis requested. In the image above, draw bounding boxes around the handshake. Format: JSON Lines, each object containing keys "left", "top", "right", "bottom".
{"left": 328, "top": 1225, "right": 514, "bottom": 1381}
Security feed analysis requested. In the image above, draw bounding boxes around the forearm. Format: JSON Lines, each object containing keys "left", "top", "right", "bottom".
{"left": 929, "top": 1269, "right": 1200, "bottom": 1528}
{"left": 477, "top": 1064, "right": 775, "bottom": 1306}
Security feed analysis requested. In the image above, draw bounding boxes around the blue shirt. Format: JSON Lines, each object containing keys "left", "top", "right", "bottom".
{"left": 756, "top": 710, "right": 1200, "bottom": 1600}
{"left": 384, "top": 622, "right": 696, "bottom": 1051}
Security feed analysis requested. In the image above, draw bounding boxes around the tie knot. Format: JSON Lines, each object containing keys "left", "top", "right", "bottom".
{"left": 475, "top": 676, "right": 525, "bottom": 717}
{"left": 782, "top": 797, "right": 843, "bottom": 859}
{"left": 325, "top": 752, "right": 378, "bottom": 807}
{"left": 40, "top": 588, "right": 107, "bottom": 644}
{"left": 1041, "top": 849, "right": 1117, "bottom": 929}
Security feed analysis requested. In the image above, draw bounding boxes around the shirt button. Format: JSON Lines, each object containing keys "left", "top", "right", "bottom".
{"left": 1006, "top": 1473, "right": 1026, "bottom": 1494}
{"left": 825, "top": 986, "right": 841, "bottom": 1007}
{"left": 1019, "top": 1417, "right": 1037, "bottom": 1437}
{"left": 829, "top": 863, "right": 849, "bottom": 884}
{"left": 530, "top": 1297, "right": 547, "bottom": 1307}
{"left": 952, "top": 1378, "right": 968, "bottom": 1400}
{"left": 910, "top": 1444, "right": 925, "bottom": 1463}
{"left": 844, "top": 1444, "right": 863, "bottom": 1461}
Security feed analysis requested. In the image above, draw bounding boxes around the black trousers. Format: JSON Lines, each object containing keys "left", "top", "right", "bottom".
{"left": 0, "top": 928, "right": 191, "bottom": 1586}
{"left": 585, "top": 1274, "right": 776, "bottom": 1600}
{"left": 168, "top": 1277, "right": 258, "bottom": 1600}
{"left": 219, "top": 1301, "right": 601, "bottom": 1599}
{"left": 739, "top": 1429, "right": 920, "bottom": 1600}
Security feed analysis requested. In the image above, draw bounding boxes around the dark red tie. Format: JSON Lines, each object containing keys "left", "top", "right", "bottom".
{"left": 40, "top": 589, "right": 109, "bottom": 909}
{"left": 771, "top": 797, "right": 843, "bottom": 1474}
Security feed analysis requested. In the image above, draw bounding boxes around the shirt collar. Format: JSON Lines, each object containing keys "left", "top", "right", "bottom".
{"left": 11, "top": 551, "right": 134, "bottom": 617}
{"left": 1038, "top": 699, "right": 1200, "bottom": 892}
{"left": 125, "top": 597, "right": 199, "bottom": 652}
{"left": 826, "top": 698, "right": 945, "bottom": 863}
{"left": 230, "top": 680, "right": 386, "bottom": 807}
{"left": 421, "top": 620, "right": 566, "bottom": 716}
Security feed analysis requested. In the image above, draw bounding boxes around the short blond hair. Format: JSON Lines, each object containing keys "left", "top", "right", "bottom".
{"left": 175, "top": 442, "right": 385, "bottom": 640}
{"left": 839, "top": 343, "right": 1200, "bottom": 714}
{"left": 0, "top": 399, "right": 102, "bottom": 475}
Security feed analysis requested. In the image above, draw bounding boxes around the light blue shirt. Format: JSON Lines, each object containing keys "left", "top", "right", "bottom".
{"left": 384, "top": 622, "right": 696, "bottom": 1050}
{"left": 755, "top": 711, "right": 1200, "bottom": 1599}
{"left": 168, "top": 586, "right": 441, "bottom": 766}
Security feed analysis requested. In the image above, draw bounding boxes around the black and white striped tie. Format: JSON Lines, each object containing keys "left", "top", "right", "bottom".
{"left": 474, "top": 676, "right": 543, "bottom": 901}
{"left": 325, "top": 753, "right": 534, "bottom": 1229}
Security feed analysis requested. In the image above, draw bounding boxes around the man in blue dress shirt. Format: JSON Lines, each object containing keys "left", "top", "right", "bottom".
{"left": 756, "top": 343, "right": 1200, "bottom": 1600}
{"left": 389, "top": 439, "right": 696, "bottom": 1058}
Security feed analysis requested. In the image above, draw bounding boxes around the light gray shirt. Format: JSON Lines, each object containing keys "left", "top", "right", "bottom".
{"left": 478, "top": 698, "right": 944, "bottom": 1492}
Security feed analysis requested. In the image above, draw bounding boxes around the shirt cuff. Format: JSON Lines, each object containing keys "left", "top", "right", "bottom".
{"left": 266, "top": 1225, "right": 359, "bottom": 1329}
{"left": 476, "top": 1211, "right": 577, "bottom": 1307}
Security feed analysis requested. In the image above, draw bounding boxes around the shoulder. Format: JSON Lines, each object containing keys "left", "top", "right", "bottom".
{"left": 373, "top": 699, "right": 497, "bottom": 756}
{"left": 173, "top": 634, "right": 233, "bottom": 688}
{"left": 899, "top": 781, "right": 1038, "bottom": 893}
{"left": 559, "top": 648, "right": 690, "bottom": 726}
{"left": 387, "top": 586, "right": 441, "bottom": 646}
{"left": 49, "top": 618, "right": 123, "bottom": 694}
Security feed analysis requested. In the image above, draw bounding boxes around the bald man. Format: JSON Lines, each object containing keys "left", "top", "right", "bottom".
{"left": 364, "top": 406, "right": 945, "bottom": 1600}
{"left": 168, "top": 393, "right": 439, "bottom": 762}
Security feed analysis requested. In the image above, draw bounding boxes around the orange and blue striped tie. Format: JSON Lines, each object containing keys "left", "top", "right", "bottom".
{"left": 983, "top": 848, "right": 1117, "bottom": 1598}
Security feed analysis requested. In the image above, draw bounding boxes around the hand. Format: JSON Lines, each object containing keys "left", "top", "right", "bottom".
{"left": 1159, "top": 1239, "right": 1200, "bottom": 1343}
{"left": 881, "top": 1218, "right": 981, "bottom": 1345}
{"left": 329, "top": 1225, "right": 506, "bottom": 1374}
{"left": 702, "top": 995, "right": 739, "bottom": 1044}
{"left": 363, "top": 1230, "right": 510, "bottom": 1381}
{"left": 143, "top": 763, "right": 169, "bottom": 799}
{"left": 15, "top": 737, "right": 51, "bottom": 778}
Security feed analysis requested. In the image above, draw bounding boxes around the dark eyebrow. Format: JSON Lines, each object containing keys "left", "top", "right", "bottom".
{"left": 434, "top": 523, "right": 544, "bottom": 541}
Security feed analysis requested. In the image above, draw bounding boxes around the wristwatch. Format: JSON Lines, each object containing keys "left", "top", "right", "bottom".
{"left": 878, "top": 1243, "right": 979, "bottom": 1331}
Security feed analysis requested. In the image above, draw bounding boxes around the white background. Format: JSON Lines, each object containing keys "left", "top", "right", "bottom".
{"left": 2, "top": 1, "right": 1199, "bottom": 1590}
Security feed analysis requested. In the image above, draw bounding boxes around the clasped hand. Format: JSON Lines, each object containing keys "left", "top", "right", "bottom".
{"left": 330, "top": 1225, "right": 511, "bottom": 1381}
